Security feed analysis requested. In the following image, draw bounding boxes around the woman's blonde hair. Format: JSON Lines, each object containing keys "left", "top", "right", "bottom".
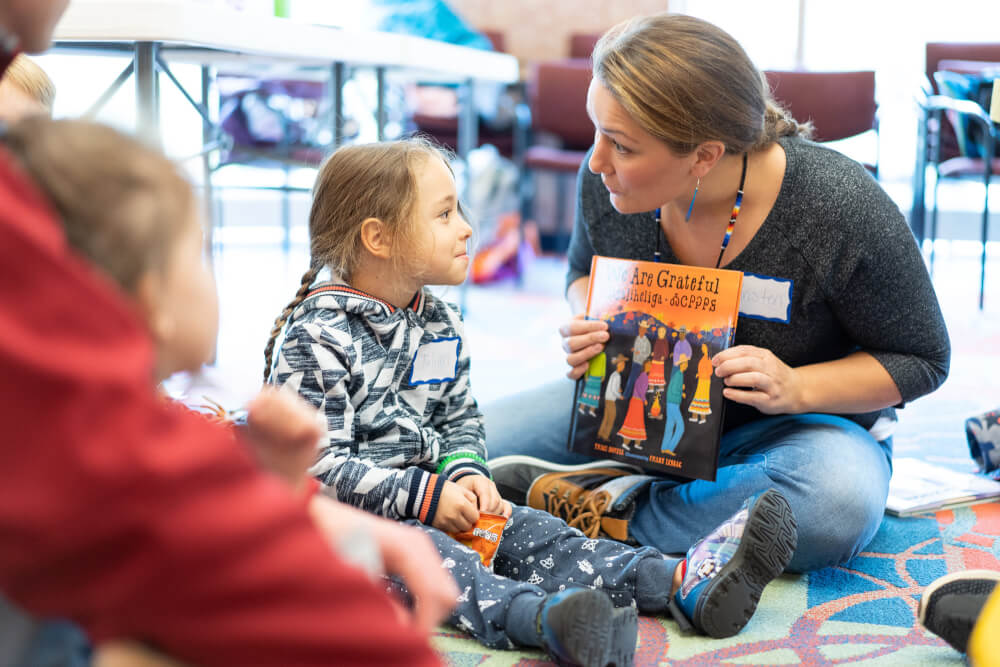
{"left": 262, "top": 136, "right": 455, "bottom": 382}
{"left": 2, "top": 55, "right": 56, "bottom": 114}
{"left": 592, "top": 13, "right": 811, "bottom": 156}
{"left": 1, "top": 117, "right": 195, "bottom": 292}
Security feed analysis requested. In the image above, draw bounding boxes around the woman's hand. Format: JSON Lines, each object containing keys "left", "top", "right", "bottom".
{"left": 559, "top": 315, "right": 610, "bottom": 380}
{"left": 712, "top": 345, "right": 804, "bottom": 415}
{"left": 456, "top": 475, "right": 512, "bottom": 518}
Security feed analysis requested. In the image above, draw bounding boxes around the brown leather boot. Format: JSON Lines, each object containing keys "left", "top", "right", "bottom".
{"left": 488, "top": 456, "right": 655, "bottom": 542}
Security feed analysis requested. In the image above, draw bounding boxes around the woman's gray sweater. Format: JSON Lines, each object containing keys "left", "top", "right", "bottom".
{"left": 567, "top": 136, "right": 950, "bottom": 436}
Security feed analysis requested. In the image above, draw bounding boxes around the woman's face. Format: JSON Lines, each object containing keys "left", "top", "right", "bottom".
{"left": 585, "top": 79, "right": 696, "bottom": 215}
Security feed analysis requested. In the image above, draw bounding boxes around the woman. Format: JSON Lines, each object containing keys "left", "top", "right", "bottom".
{"left": 485, "top": 13, "right": 949, "bottom": 573}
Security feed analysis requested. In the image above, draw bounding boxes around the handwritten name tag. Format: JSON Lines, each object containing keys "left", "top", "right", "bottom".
{"left": 409, "top": 336, "right": 460, "bottom": 385}
{"left": 739, "top": 273, "right": 793, "bottom": 323}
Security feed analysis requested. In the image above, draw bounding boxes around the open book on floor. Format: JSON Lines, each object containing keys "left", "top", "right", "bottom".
{"left": 886, "top": 457, "right": 1000, "bottom": 517}
{"left": 566, "top": 255, "right": 744, "bottom": 482}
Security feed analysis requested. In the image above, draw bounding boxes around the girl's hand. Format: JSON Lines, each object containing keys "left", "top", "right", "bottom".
{"left": 712, "top": 345, "right": 804, "bottom": 415}
{"left": 456, "top": 475, "right": 513, "bottom": 518}
{"left": 559, "top": 315, "right": 610, "bottom": 380}
{"left": 432, "top": 481, "right": 480, "bottom": 533}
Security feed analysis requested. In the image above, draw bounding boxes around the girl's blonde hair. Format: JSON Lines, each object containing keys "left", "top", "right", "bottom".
{"left": 262, "top": 136, "right": 455, "bottom": 382}
{"left": 1, "top": 117, "right": 195, "bottom": 292}
{"left": 2, "top": 55, "right": 56, "bottom": 114}
{"left": 592, "top": 13, "right": 811, "bottom": 156}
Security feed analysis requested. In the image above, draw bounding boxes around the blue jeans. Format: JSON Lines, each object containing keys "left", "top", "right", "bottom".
{"left": 483, "top": 379, "right": 892, "bottom": 573}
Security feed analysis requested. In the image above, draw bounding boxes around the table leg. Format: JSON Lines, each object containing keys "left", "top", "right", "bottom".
{"left": 134, "top": 41, "right": 160, "bottom": 147}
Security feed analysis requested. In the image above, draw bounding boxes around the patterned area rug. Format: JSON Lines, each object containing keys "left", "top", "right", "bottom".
{"left": 434, "top": 256, "right": 1000, "bottom": 666}
{"left": 432, "top": 505, "right": 996, "bottom": 667}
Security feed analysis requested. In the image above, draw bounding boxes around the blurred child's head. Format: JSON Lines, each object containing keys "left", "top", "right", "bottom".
{"left": 0, "top": 54, "right": 54, "bottom": 122}
{"left": 1, "top": 117, "right": 218, "bottom": 381}
{"left": 263, "top": 136, "right": 471, "bottom": 381}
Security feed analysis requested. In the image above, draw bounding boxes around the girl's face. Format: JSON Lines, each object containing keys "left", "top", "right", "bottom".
{"left": 411, "top": 155, "right": 473, "bottom": 287}
{"left": 142, "top": 213, "right": 220, "bottom": 382}
{"left": 585, "top": 80, "right": 696, "bottom": 215}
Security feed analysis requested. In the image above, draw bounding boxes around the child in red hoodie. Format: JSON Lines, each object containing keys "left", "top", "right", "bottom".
{"left": 0, "top": 111, "right": 455, "bottom": 665}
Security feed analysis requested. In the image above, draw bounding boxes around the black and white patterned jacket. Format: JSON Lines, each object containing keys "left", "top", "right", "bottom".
{"left": 271, "top": 282, "right": 489, "bottom": 526}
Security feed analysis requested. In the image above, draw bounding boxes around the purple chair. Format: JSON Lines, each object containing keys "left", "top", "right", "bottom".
{"left": 519, "top": 58, "right": 594, "bottom": 253}
{"left": 763, "top": 69, "right": 879, "bottom": 175}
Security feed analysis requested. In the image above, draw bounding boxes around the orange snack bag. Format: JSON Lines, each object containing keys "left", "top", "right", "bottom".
{"left": 449, "top": 512, "right": 508, "bottom": 569}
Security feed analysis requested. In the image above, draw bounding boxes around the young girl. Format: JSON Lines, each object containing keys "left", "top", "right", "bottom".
{"left": 264, "top": 137, "right": 800, "bottom": 664}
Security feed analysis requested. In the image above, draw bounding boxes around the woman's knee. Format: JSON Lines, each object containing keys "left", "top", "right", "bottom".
{"left": 760, "top": 417, "right": 890, "bottom": 572}
{"left": 787, "top": 476, "right": 886, "bottom": 572}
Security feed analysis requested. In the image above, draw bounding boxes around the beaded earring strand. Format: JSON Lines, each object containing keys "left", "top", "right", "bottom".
{"left": 685, "top": 177, "right": 700, "bottom": 222}
{"left": 653, "top": 153, "right": 748, "bottom": 268}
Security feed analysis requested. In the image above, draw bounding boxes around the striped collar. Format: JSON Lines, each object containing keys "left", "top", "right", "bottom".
{"left": 305, "top": 282, "right": 425, "bottom": 315}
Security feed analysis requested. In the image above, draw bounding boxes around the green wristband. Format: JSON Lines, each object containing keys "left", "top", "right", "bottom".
{"left": 436, "top": 452, "right": 488, "bottom": 474}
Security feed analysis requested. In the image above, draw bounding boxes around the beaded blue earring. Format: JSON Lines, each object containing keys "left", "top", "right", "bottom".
{"left": 684, "top": 177, "right": 701, "bottom": 222}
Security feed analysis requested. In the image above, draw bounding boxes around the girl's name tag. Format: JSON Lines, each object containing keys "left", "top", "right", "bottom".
{"left": 409, "top": 336, "right": 460, "bottom": 385}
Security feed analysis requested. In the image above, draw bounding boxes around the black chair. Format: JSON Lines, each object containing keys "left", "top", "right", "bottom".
{"left": 922, "top": 73, "right": 1000, "bottom": 309}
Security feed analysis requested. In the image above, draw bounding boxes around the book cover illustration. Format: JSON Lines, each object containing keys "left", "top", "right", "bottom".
{"left": 568, "top": 255, "right": 744, "bottom": 481}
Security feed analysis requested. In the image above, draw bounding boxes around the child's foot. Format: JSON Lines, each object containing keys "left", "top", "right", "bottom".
{"left": 667, "top": 488, "right": 797, "bottom": 638}
{"left": 536, "top": 588, "right": 637, "bottom": 667}
{"left": 918, "top": 569, "right": 1000, "bottom": 653}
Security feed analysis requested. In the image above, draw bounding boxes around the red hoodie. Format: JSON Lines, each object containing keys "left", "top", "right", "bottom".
{"left": 0, "top": 84, "right": 441, "bottom": 666}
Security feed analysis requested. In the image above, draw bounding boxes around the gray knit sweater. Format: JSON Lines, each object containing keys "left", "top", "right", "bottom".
{"left": 568, "top": 136, "right": 950, "bottom": 435}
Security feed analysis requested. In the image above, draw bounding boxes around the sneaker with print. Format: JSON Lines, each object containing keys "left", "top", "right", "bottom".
{"left": 536, "top": 588, "right": 638, "bottom": 667}
{"left": 667, "top": 488, "right": 797, "bottom": 638}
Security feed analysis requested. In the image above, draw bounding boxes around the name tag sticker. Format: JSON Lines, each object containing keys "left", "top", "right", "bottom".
{"left": 409, "top": 336, "right": 460, "bottom": 385}
{"left": 739, "top": 273, "right": 793, "bottom": 323}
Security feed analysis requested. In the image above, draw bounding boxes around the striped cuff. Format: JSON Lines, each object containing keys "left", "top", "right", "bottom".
{"left": 412, "top": 472, "right": 447, "bottom": 526}
{"left": 437, "top": 451, "right": 491, "bottom": 481}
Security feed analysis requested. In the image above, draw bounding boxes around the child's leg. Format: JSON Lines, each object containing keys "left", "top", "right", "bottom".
{"left": 394, "top": 519, "right": 639, "bottom": 665}
{"left": 493, "top": 504, "right": 677, "bottom": 611}
{"left": 391, "top": 520, "right": 544, "bottom": 650}
{"left": 496, "top": 493, "right": 797, "bottom": 639}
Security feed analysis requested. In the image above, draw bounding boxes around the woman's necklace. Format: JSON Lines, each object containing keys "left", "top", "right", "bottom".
{"left": 654, "top": 152, "right": 748, "bottom": 268}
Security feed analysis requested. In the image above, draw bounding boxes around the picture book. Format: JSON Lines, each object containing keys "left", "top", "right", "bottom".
{"left": 885, "top": 457, "right": 1000, "bottom": 517}
{"left": 567, "top": 255, "right": 744, "bottom": 481}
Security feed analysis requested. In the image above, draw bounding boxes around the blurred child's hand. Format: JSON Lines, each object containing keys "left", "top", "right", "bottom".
{"left": 308, "top": 495, "right": 459, "bottom": 632}
{"left": 456, "top": 475, "right": 512, "bottom": 518}
{"left": 244, "top": 387, "right": 323, "bottom": 492}
{"left": 433, "top": 481, "right": 479, "bottom": 532}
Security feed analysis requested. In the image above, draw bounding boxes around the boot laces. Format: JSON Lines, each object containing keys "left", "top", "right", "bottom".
{"left": 544, "top": 484, "right": 611, "bottom": 539}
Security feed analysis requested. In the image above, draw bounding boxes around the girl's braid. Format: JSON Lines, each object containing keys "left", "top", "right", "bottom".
{"left": 263, "top": 266, "right": 318, "bottom": 383}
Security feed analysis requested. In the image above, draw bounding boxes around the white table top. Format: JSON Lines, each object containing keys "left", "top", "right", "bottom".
{"left": 53, "top": 0, "right": 520, "bottom": 83}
